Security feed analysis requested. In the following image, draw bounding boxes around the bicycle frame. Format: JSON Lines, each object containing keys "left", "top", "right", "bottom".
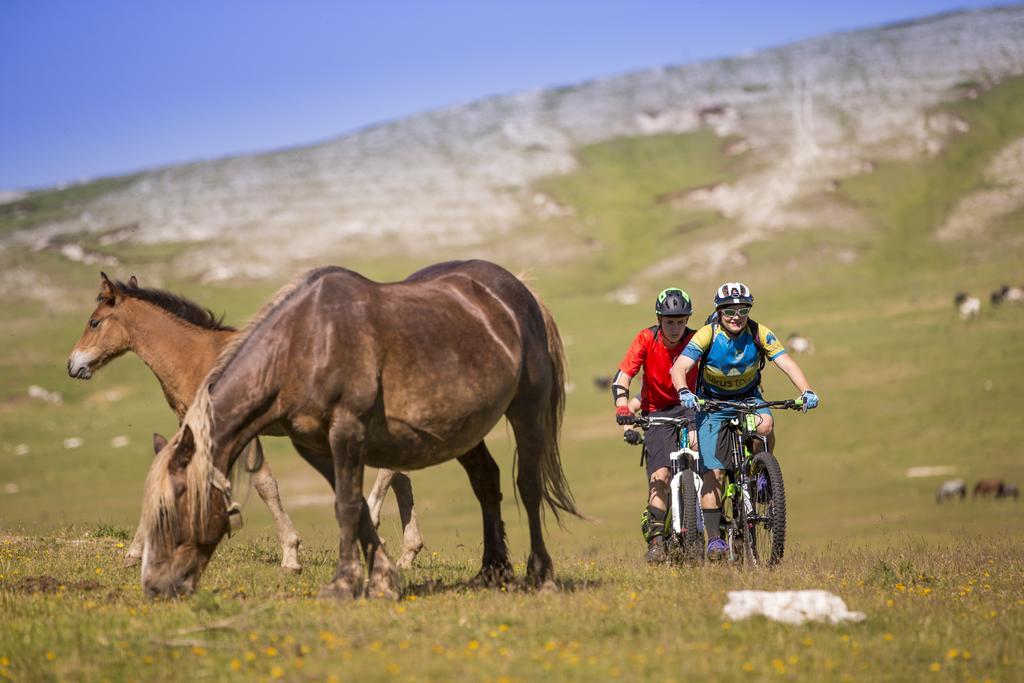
{"left": 632, "top": 415, "right": 703, "bottom": 544}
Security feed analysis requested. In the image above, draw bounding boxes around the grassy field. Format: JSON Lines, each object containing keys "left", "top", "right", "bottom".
{"left": 2, "top": 78, "right": 1024, "bottom": 681}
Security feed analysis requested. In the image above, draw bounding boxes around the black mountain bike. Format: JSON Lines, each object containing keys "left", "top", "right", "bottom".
{"left": 699, "top": 397, "right": 805, "bottom": 567}
{"left": 632, "top": 414, "right": 703, "bottom": 561}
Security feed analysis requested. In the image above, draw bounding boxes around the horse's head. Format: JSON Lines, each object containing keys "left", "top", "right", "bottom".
{"left": 140, "top": 423, "right": 242, "bottom": 598}
{"left": 67, "top": 272, "right": 139, "bottom": 379}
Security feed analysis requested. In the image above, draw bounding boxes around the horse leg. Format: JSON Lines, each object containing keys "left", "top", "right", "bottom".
{"left": 246, "top": 439, "right": 302, "bottom": 574}
{"left": 359, "top": 494, "right": 401, "bottom": 600}
{"left": 364, "top": 468, "right": 424, "bottom": 569}
{"left": 506, "top": 413, "right": 557, "bottom": 592}
{"left": 458, "top": 442, "right": 513, "bottom": 587}
{"left": 389, "top": 472, "right": 425, "bottom": 570}
{"left": 124, "top": 520, "right": 146, "bottom": 567}
{"left": 318, "top": 420, "right": 400, "bottom": 601}
{"left": 366, "top": 468, "right": 395, "bottom": 529}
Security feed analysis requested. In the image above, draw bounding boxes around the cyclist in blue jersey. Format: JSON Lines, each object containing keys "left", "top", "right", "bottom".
{"left": 669, "top": 282, "right": 818, "bottom": 561}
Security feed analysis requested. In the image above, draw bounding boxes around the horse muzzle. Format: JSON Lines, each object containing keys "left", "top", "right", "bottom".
{"left": 67, "top": 354, "right": 93, "bottom": 379}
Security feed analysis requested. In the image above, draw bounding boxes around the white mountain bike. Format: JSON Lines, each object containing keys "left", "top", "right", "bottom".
{"left": 633, "top": 414, "right": 703, "bottom": 562}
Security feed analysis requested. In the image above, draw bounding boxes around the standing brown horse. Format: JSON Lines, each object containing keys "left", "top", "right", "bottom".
{"left": 67, "top": 273, "right": 424, "bottom": 572}
{"left": 138, "top": 260, "right": 578, "bottom": 599}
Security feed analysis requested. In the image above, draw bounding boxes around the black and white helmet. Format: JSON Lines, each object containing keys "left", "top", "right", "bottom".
{"left": 714, "top": 282, "right": 753, "bottom": 307}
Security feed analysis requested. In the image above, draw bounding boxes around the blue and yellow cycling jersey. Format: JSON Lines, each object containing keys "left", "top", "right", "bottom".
{"left": 682, "top": 322, "right": 786, "bottom": 397}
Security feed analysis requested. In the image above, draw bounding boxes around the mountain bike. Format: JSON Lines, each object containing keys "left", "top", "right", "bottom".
{"left": 632, "top": 414, "right": 703, "bottom": 561}
{"left": 698, "top": 397, "right": 805, "bottom": 567}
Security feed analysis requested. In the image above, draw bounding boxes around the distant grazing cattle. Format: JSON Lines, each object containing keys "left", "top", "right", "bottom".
{"left": 936, "top": 479, "right": 966, "bottom": 503}
{"left": 787, "top": 333, "right": 814, "bottom": 355}
{"left": 998, "top": 484, "right": 1019, "bottom": 500}
{"left": 990, "top": 285, "right": 1024, "bottom": 305}
{"left": 954, "top": 292, "right": 981, "bottom": 320}
{"left": 593, "top": 375, "right": 615, "bottom": 391}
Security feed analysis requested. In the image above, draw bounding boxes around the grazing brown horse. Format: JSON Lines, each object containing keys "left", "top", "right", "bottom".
{"left": 972, "top": 479, "right": 1006, "bottom": 498}
{"left": 67, "top": 273, "right": 424, "bottom": 572}
{"left": 138, "top": 260, "right": 578, "bottom": 599}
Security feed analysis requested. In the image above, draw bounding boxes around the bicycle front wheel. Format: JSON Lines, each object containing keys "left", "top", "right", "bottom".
{"left": 679, "top": 468, "right": 701, "bottom": 560}
{"left": 745, "top": 452, "right": 786, "bottom": 567}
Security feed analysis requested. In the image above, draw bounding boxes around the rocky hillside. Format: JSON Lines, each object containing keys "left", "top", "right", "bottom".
{"left": 5, "top": 5, "right": 1024, "bottom": 282}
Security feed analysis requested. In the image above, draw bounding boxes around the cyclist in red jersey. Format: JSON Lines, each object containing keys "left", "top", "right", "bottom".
{"left": 611, "top": 288, "right": 701, "bottom": 563}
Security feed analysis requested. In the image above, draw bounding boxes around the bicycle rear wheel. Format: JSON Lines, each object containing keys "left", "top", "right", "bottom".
{"left": 745, "top": 452, "right": 786, "bottom": 566}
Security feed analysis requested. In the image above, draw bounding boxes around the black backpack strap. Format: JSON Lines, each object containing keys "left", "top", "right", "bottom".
{"left": 747, "top": 319, "right": 766, "bottom": 371}
{"left": 695, "top": 321, "right": 716, "bottom": 396}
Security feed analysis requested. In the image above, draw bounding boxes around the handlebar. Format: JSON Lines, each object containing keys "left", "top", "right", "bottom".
{"left": 632, "top": 415, "right": 692, "bottom": 430}
{"left": 698, "top": 397, "right": 805, "bottom": 413}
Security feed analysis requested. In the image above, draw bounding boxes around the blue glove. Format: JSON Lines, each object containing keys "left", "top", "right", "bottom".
{"left": 677, "top": 388, "right": 698, "bottom": 411}
{"left": 800, "top": 390, "right": 819, "bottom": 411}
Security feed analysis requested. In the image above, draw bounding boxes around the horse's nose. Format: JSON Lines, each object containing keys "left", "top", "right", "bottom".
{"left": 66, "top": 358, "right": 73, "bottom": 376}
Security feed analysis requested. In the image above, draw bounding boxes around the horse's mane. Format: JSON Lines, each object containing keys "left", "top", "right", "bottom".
{"left": 110, "top": 279, "right": 235, "bottom": 332}
{"left": 140, "top": 267, "right": 346, "bottom": 547}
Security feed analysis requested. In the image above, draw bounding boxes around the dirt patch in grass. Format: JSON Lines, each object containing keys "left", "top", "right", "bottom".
{"left": 6, "top": 575, "right": 103, "bottom": 594}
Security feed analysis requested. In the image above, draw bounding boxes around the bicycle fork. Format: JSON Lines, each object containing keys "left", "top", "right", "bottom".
{"left": 669, "top": 435, "right": 703, "bottom": 537}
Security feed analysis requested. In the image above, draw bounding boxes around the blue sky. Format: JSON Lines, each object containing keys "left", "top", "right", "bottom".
{"left": 0, "top": 1, "right": 1008, "bottom": 189}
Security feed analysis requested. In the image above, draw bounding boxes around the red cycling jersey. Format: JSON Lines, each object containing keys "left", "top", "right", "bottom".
{"left": 618, "top": 326, "right": 700, "bottom": 412}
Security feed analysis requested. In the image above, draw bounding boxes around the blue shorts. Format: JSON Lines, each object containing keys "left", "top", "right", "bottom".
{"left": 696, "top": 390, "right": 772, "bottom": 473}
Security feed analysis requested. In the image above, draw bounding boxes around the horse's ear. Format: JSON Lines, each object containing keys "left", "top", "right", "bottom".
{"left": 128, "top": 275, "right": 139, "bottom": 289}
{"left": 169, "top": 426, "right": 195, "bottom": 473}
{"left": 152, "top": 432, "right": 168, "bottom": 455}
{"left": 99, "top": 272, "right": 116, "bottom": 304}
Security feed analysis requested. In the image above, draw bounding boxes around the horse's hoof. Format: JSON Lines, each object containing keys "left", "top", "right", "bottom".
{"left": 123, "top": 554, "right": 142, "bottom": 568}
{"left": 537, "top": 579, "right": 559, "bottom": 595}
{"left": 366, "top": 568, "right": 402, "bottom": 601}
{"left": 396, "top": 550, "right": 419, "bottom": 570}
{"left": 280, "top": 563, "right": 302, "bottom": 575}
{"left": 318, "top": 579, "right": 362, "bottom": 600}
{"left": 365, "top": 581, "right": 402, "bottom": 601}
{"left": 469, "top": 562, "right": 514, "bottom": 588}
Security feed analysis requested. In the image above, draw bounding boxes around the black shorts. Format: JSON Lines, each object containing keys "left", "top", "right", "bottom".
{"left": 641, "top": 405, "right": 695, "bottom": 479}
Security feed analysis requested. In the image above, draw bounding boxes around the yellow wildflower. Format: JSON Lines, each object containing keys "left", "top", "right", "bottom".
{"left": 229, "top": 659, "right": 241, "bottom": 671}
{"left": 270, "top": 666, "right": 284, "bottom": 679}
{"left": 265, "top": 646, "right": 278, "bottom": 657}
{"left": 929, "top": 662, "right": 941, "bottom": 672}
{"left": 45, "top": 652, "right": 56, "bottom": 661}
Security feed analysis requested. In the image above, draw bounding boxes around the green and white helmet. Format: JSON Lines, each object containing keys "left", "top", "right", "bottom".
{"left": 655, "top": 288, "right": 693, "bottom": 317}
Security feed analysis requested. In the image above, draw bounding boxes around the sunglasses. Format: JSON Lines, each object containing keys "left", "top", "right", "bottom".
{"left": 719, "top": 307, "right": 751, "bottom": 318}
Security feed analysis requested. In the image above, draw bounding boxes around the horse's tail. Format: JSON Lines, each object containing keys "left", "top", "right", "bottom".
{"left": 528, "top": 287, "right": 583, "bottom": 523}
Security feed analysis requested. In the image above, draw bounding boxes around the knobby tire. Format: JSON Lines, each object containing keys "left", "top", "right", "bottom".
{"left": 679, "top": 469, "right": 701, "bottom": 561}
{"left": 746, "top": 451, "right": 786, "bottom": 567}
